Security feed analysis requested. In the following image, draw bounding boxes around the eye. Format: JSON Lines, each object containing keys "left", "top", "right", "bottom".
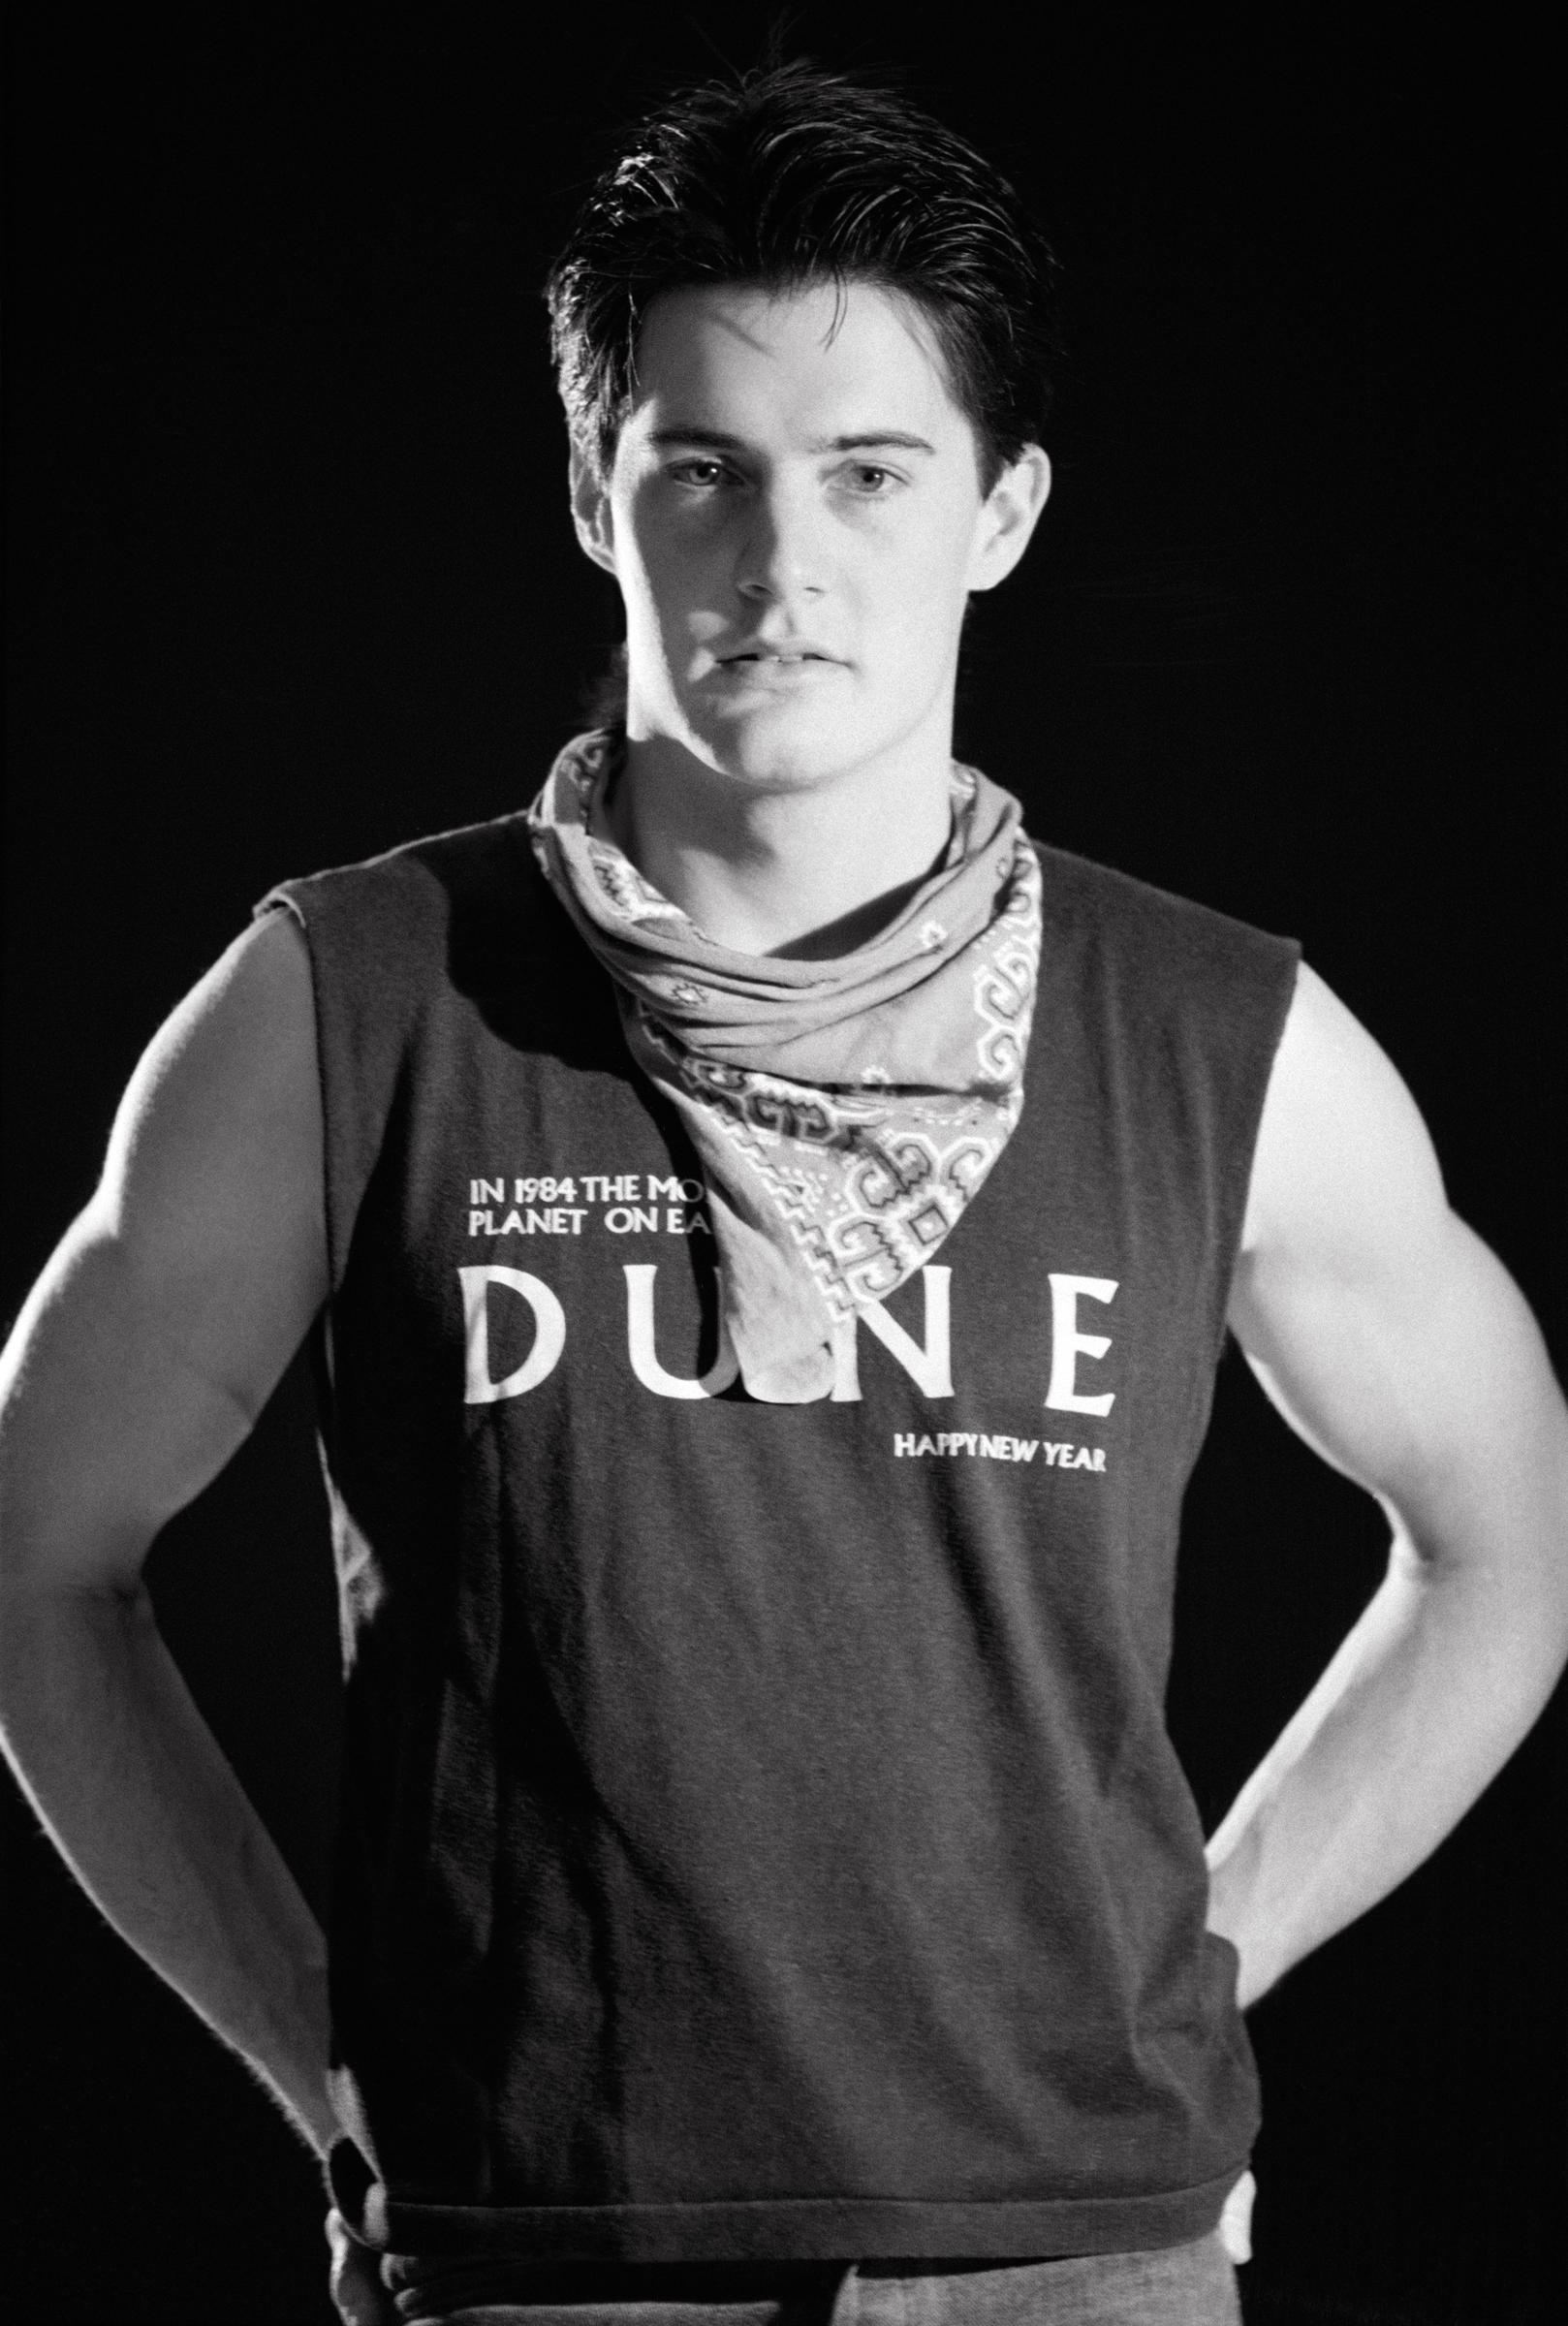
{"left": 838, "top": 463, "right": 900, "bottom": 496}
{"left": 666, "top": 457, "right": 731, "bottom": 489}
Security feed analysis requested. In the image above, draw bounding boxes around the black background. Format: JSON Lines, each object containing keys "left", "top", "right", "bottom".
{"left": 3, "top": 7, "right": 1562, "bottom": 2321}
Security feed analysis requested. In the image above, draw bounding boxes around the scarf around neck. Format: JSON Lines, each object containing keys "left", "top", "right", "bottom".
{"left": 528, "top": 731, "right": 1042, "bottom": 1403}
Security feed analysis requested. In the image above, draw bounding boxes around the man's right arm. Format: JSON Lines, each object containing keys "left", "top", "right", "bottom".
{"left": 0, "top": 909, "right": 340, "bottom": 2153}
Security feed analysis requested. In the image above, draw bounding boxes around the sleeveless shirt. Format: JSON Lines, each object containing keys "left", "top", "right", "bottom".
{"left": 260, "top": 809, "right": 1300, "bottom": 2265}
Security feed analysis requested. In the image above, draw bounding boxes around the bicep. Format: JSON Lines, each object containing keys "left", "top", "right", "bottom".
{"left": 0, "top": 912, "right": 328, "bottom": 1590}
{"left": 1228, "top": 964, "right": 1567, "bottom": 1557}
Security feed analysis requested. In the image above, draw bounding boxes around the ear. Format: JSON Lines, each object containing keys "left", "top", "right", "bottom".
{"left": 965, "top": 446, "right": 1051, "bottom": 593}
{"left": 570, "top": 446, "right": 617, "bottom": 577}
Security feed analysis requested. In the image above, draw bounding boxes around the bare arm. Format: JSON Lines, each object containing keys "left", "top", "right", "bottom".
{"left": 0, "top": 911, "right": 339, "bottom": 2152}
{"left": 1207, "top": 962, "right": 1568, "bottom": 2004}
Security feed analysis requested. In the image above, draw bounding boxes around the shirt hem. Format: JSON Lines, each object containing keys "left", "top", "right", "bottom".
{"left": 336, "top": 2168, "right": 1246, "bottom": 2263}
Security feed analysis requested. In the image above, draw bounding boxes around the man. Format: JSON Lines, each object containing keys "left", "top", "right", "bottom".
{"left": 1, "top": 59, "right": 1564, "bottom": 2326}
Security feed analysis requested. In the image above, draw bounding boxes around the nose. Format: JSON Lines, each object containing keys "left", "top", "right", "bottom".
{"left": 735, "top": 477, "right": 828, "bottom": 605}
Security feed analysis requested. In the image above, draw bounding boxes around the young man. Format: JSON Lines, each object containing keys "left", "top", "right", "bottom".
{"left": 1, "top": 61, "right": 1564, "bottom": 2326}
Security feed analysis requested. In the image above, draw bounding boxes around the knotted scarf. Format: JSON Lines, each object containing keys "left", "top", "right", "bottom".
{"left": 528, "top": 730, "right": 1041, "bottom": 1403}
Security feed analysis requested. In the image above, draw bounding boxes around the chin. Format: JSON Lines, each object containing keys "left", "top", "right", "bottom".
{"left": 686, "top": 701, "right": 877, "bottom": 792}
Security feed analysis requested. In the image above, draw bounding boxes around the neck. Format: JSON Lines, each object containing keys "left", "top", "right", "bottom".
{"left": 607, "top": 726, "right": 958, "bottom": 959}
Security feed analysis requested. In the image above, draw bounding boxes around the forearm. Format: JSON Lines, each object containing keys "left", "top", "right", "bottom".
{"left": 1206, "top": 1524, "right": 1568, "bottom": 2007}
{"left": 0, "top": 1576, "right": 338, "bottom": 2154}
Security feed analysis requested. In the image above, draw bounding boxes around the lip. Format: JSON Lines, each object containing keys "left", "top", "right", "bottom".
{"left": 710, "top": 644, "right": 848, "bottom": 684}
{"left": 715, "top": 641, "right": 845, "bottom": 666}
{"left": 709, "top": 657, "right": 848, "bottom": 692}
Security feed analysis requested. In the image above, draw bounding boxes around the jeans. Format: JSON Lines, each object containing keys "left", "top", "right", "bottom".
{"left": 387, "top": 2234, "right": 1241, "bottom": 2326}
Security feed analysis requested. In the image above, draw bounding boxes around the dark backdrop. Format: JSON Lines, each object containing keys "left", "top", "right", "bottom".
{"left": 3, "top": 9, "right": 1561, "bottom": 2322}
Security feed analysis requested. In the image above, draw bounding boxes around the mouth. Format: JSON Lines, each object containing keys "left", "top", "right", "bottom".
{"left": 715, "top": 647, "right": 845, "bottom": 672}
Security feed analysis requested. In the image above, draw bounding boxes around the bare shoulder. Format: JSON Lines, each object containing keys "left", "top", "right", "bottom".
{"left": 88, "top": 907, "right": 328, "bottom": 1409}
{"left": 0, "top": 914, "right": 327, "bottom": 1586}
{"left": 1237, "top": 960, "right": 1450, "bottom": 1276}
{"left": 1230, "top": 961, "right": 1561, "bottom": 1519}
{"left": 98, "top": 909, "right": 322, "bottom": 1261}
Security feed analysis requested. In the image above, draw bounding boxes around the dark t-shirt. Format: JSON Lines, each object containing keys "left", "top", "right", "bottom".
{"left": 263, "top": 814, "right": 1299, "bottom": 2266}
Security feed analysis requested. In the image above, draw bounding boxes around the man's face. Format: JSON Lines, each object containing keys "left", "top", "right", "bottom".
{"left": 572, "top": 279, "right": 1049, "bottom": 794}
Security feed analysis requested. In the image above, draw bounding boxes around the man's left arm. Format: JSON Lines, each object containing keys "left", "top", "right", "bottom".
{"left": 1207, "top": 961, "right": 1568, "bottom": 2007}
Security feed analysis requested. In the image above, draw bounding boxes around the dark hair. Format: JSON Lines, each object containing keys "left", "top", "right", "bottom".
{"left": 544, "top": 59, "right": 1062, "bottom": 498}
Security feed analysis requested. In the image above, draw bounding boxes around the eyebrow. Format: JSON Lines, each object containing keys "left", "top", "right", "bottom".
{"left": 647, "top": 426, "right": 938, "bottom": 456}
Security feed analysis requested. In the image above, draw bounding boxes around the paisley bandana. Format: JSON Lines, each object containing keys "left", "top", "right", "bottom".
{"left": 528, "top": 731, "right": 1041, "bottom": 1403}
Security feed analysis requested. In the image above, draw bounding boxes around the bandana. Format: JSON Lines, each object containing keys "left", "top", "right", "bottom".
{"left": 528, "top": 731, "right": 1041, "bottom": 1403}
